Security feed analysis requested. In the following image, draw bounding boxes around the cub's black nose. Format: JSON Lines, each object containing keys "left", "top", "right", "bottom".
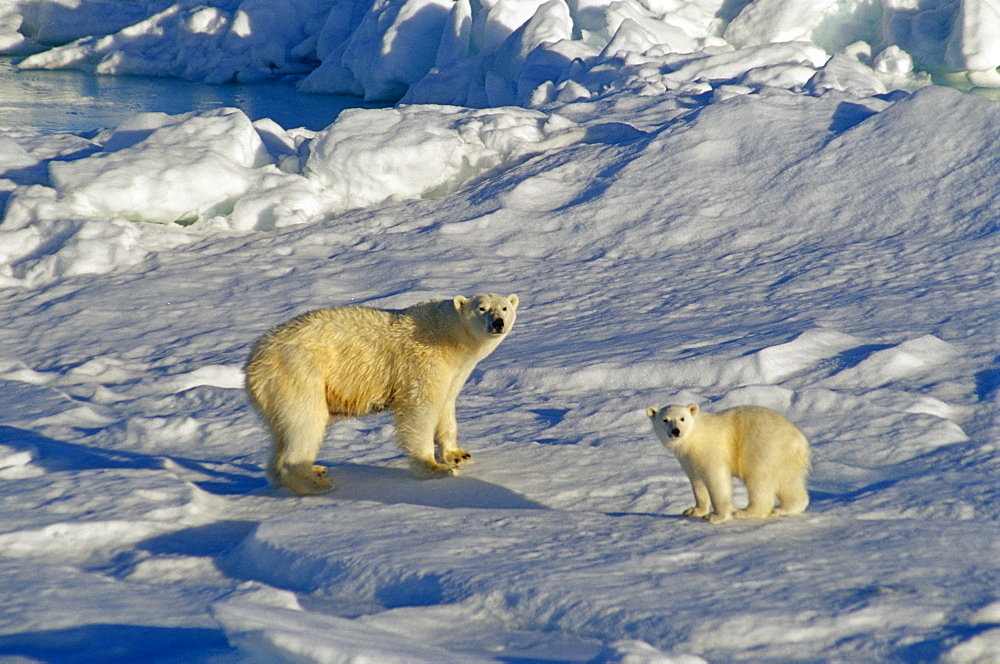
{"left": 671, "top": 428, "right": 681, "bottom": 437}
{"left": 492, "top": 318, "right": 505, "bottom": 332}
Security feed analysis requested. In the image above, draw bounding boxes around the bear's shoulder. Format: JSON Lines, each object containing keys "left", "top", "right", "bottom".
{"left": 400, "top": 298, "right": 460, "bottom": 327}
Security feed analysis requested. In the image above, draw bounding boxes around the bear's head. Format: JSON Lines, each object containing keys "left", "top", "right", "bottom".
{"left": 454, "top": 293, "right": 519, "bottom": 338}
{"left": 646, "top": 403, "right": 699, "bottom": 441}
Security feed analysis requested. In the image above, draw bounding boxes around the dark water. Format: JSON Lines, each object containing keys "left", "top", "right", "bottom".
{"left": 0, "top": 57, "right": 376, "bottom": 133}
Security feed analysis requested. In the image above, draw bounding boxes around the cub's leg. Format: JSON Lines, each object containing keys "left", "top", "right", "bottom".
{"left": 682, "top": 468, "right": 712, "bottom": 518}
{"left": 773, "top": 477, "right": 810, "bottom": 516}
{"left": 735, "top": 474, "right": 778, "bottom": 519}
{"left": 704, "top": 468, "right": 736, "bottom": 524}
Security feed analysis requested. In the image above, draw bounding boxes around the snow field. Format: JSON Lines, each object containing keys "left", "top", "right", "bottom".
{"left": 0, "top": 6, "right": 998, "bottom": 660}
{"left": 0, "top": 80, "right": 1000, "bottom": 662}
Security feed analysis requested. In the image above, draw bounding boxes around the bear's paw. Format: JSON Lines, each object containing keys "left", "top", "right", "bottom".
{"left": 683, "top": 506, "right": 711, "bottom": 518}
{"left": 439, "top": 448, "right": 472, "bottom": 466}
{"left": 411, "top": 458, "right": 460, "bottom": 478}
{"left": 705, "top": 511, "right": 734, "bottom": 525}
{"left": 278, "top": 463, "right": 336, "bottom": 495}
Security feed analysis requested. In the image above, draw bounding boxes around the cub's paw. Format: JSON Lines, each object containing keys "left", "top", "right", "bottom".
{"left": 683, "top": 506, "right": 711, "bottom": 518}
{"left": 735, "top": 508, "right": 771, "bottom": 520}
{"left": 440, "top": 448, "right": 473, "bottom": 466}
{"left": 704, "top": 511, "right": 733, "bottom": 525}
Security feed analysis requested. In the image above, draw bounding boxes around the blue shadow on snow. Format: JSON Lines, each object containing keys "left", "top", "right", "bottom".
{"left": 0, "top": 625, "right": 230, "bottom": 663}
{"left": 0, "top": 425, "right": 266, "bottom": 495}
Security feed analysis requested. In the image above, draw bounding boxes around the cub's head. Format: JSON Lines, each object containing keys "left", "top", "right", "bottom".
{"left": 454, "top": 293, "right": 519, "bottom": 337}
{"left": 646, "top": 403, "right": 699, "bottom": 442}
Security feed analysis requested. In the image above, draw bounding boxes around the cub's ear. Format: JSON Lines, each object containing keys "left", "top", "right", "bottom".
{"left": 688, "top": 404, "right": 699, "bottom": 416}
{"left": 646, "top": 406, "right": 658, "bottom": 418}
{"left": 507, "top": 294, "right": 519, "bottom": 309}
{"left": 453, "top": 295, "right": 467, "bottom": 310}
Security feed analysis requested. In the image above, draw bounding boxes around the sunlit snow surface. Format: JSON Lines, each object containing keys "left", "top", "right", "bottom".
{"left": 1, "top": 0, "right": 1000, "bottom": 662}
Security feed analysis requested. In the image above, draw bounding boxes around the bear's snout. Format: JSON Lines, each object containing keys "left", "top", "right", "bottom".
{"left": 491, "top": 317, "right": 505, "bottom": 333}
{"left": 671, "top": 428, "right": 681, "bottom": 437}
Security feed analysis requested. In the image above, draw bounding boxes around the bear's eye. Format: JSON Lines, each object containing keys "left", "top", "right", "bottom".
{"left": 478, "top": 306, "right": 487, "bottom": 312}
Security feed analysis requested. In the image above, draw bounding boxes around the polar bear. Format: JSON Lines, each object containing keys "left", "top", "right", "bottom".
{"left": 245, "top": 293, "right": 519, "bottom": 495}
{"left": 646, "top": 403, "right": 810, "bottom": 524}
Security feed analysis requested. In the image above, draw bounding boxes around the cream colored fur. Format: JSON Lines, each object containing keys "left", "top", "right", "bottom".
{"left": 245, "top": 293, "right": 518, "bottom": 494}
{"left": 646, "top": 403, "right": 810, "bottom": 524}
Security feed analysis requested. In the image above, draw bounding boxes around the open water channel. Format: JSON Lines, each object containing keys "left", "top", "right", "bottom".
{"left": 0, "top": 56, "right": 374, "bottom": 133}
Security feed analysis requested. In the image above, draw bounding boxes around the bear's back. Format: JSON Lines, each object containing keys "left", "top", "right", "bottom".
{"left": 717, "top": 406, "right": 809, "bottom": 454}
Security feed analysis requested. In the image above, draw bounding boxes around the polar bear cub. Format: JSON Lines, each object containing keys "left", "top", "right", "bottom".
{"left": 245, "top": 293, "right": 519, "bottom": 495}
{"left": 646, "top": 403, "right": 810, "bottom": 524}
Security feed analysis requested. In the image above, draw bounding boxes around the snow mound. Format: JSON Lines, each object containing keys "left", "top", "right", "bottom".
{"left": 305, "top": 104, "right": 582, "bottom": 208}
{"left": 47, "top": 108, "right": 270, "bottom": 224}
{"left": 0, "top": 103, "right": 584, "bottom": 284}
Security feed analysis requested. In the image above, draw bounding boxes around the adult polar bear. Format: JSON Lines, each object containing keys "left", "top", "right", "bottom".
{"left": 245, "top": 293, "right": 519, "bottom": 495}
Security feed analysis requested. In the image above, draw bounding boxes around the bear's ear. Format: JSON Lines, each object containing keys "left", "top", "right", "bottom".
{"left": 453, "top": 295, "right": 467, "bottom": 310}
{"left": 688, "top": 404, "right": 699, "bottom": 416}
{"left": 507, "top": 294, "right": 519, "bottom": 309}
{"left": 646, "top": 406, "right": 658, "bottom": 418}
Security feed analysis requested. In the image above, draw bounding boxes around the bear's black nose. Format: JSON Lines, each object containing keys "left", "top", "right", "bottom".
{"left": 671, "top": 428, "right": 681, "bottom": 437}
{"left": 492, "top": 318, "right": 505, "bottom": 333}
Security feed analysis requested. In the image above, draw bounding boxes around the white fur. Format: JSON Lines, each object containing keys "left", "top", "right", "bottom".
{"left": 245, "top": 293, "right": 519, "bottom": 494}
{"left": 646, "top": 403, "right": 811, "bottom": 524}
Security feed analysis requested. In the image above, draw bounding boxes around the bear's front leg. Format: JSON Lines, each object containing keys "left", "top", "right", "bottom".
{"left": 682, "top": 475, "right": 712, "bottom": 518}
{"left": 435, "top": 399, "right": 472, "bottom": 467}
{"left": 703, "top": 470, "right": 735, "bottom": 524}
{"left": 396, "top": 404, "right": 459, "bottom": 477}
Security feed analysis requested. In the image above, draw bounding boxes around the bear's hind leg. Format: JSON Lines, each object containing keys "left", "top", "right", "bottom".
{"left": 270, "top": 395, "right": 334, "bottom": 495}
{"left": 773, "top": 477, "right": 809, "bottom": 516}
{"left": 735, "top": 477, "right": 778, "bottom": 520}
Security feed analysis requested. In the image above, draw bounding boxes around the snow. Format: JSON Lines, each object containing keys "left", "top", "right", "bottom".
{"left": 6, "top": 0, "right": 1000, "bottom": 101}
{"left": 1, "top": 0, "right": 1000, "bottom": 662}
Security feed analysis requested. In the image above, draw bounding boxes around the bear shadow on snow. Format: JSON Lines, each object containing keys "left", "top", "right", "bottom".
{"left": 317, "top": 462, "right": 548, "bottom": 511}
